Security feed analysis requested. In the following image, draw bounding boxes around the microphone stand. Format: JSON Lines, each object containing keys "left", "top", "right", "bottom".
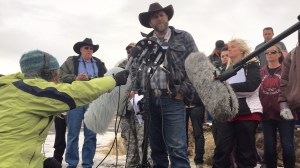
{"left": 134, "top": 39, "right": 165, "bottom": 168}
{"left": 217, "top": 15, "right": 300, "bottom": 81}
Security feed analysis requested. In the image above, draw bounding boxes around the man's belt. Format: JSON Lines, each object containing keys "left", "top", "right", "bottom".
{"left": 150, "top": 89, "right": 170, "bottom": 97}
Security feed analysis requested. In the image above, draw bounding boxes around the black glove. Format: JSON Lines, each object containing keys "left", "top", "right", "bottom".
{"left": 44, "top": 157, "right": 62, "bottom": 168}
{"left": 113, "top": 70, "right": 129, "bottom": 86}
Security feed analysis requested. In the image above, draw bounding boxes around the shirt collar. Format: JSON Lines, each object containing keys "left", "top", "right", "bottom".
{"left": 79, "top": 56, "right": 94, "bottom": 62}
{"left": 153, "top": 27, "right": 171, "bottom": 43}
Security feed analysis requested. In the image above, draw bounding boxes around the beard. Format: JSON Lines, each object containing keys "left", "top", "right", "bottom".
{"left": 153, "top": 22, "right": 169, "bottom": 33}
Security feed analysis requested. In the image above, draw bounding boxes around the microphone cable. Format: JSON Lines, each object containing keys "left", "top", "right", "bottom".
{"left": 95, "top": 80, "right": 135, "bottom": 168}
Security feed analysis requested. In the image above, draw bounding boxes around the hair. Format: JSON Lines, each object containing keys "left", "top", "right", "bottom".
{"left": 24, "top": 69, "right": 60, "bottom": 84}
{"left": 263, "top": 27, "right": 274, "bottom": 33}
{"left": 221, "top": 45, "right": 228, "bottom": 52}
{"left": 50, "top": 70, "right": 60, "bottom": 84}
{"left": 226, "top": 39, "right": 256, "bottom": 69}
{"left": 269, "top": 44, "right": 284, "bottom": 63}
{"left": 210, "top": 48, "right": 220, "bottom": 56}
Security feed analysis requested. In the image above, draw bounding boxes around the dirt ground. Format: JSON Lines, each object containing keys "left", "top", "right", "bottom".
{"left": 45, "top": 119, "right": 299, "bottom": 168}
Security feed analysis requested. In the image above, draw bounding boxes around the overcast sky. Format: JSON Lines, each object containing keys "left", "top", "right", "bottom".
{"left": 0, "top": 0, "right": 299, "bottom": 75}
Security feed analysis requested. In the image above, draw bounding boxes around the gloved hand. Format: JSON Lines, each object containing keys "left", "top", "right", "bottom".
{"left": 113, "top": 70, "right": 129, "bottom": 86}
{"left": 279, "top": 102, "right": 294, "bottom": 120}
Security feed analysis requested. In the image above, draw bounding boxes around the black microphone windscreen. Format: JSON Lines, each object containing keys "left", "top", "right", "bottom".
{"left": 130, "top": 47, "right": 141, "bottom": 58}
{"left": 148, "top": 37, "right": 157, "bottom": 42}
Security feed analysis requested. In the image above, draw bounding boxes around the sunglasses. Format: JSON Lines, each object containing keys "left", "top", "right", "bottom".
{"left": 83, "top": 46, "right": 93, "bottom": 50}
{"left": 265, "top": 50, "right": 279, "bottom": 55}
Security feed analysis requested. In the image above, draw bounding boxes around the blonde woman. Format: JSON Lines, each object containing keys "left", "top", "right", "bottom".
{"left": 213, "top": 39, "right": 262, "bottom": 168}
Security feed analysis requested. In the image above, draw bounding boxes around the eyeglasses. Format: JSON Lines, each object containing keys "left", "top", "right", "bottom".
{"left": 265, "top": 50, "right": 279, "bottom": 55}
{"left": 83, "top": 46, "right": 93, "bottom": 50}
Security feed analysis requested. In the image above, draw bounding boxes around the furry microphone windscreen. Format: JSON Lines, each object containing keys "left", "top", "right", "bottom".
{"left": 84, "top": 67, "right": 131, "bottom": 134}
{"left": 185, "top": 52, "right": 239, "bottom": 121}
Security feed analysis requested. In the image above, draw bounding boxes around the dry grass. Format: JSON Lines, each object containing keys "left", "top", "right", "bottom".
{"left": 97, "top": 134, "right": 126, "bottom": 156}
{"left": 97, "top": 124, "right": 300, "bottom": 167}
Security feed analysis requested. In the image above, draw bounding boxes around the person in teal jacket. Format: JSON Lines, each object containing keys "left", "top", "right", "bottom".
{"left": 0, "top": 50, "right": 129, "bottom": 168}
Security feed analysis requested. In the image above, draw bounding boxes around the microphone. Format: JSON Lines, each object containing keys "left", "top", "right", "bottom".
{"left": 185, "top": 52, "right": 239, "bottom": 122}
{"left": 148, "top": 37, "right": 157, "bottom": 43}
{"left": 125, "top": 47, "right": 141, "bottom": 70}
{"left": 153, "top": 42, "right": 169, "bottom": 66}
{"left": 159, "top": 65, "right": 170, "bottom": 74}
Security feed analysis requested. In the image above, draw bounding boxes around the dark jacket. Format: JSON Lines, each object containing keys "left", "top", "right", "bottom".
{"left": 60, "top": 55, "right": 107, "bottom": 83}
{"left": 230, "top": 61, "right": 262, "bottom": 115}
{"left": 132, "top": 26, "right": 199, "bottom": 102}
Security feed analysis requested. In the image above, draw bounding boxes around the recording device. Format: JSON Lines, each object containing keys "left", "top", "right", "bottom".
{"left": 40, "top": 53, "right": 51, "bottom": 80}
{"left": 84, "top": 67, "right": 131, "bottom": 134}
{"left": 185, "top": 52, "right": 238, "bottom": 121}
{"left": 125, "top": 47, "right": 141, "bottom": 70}
{"left": 135, "top": 38, "right": 166, "bottom": 75}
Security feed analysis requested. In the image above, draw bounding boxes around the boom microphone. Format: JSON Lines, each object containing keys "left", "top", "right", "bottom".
{"left": 84, "top": 43, "right": 155, "bottom": 134}
{"left": 185, "top": 52, "right": 239, "bottom": 121}
{"left": 84, "top": 67, "right": 131, "bottom": 134}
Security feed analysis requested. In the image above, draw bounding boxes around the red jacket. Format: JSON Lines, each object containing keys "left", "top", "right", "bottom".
{"left": 260, "top": 65, "right": 297, "bottom": 120}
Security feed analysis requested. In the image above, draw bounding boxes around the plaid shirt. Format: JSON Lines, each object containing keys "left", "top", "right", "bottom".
{"left": 132, "top": 26, "right": 199, "bottom": 102}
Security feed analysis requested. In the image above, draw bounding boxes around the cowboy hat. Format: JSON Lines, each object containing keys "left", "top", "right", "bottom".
{"left": 139, "top": 3, "right": 174, "bottom": 28}
{"left": 73, "top": 38, "right": 99, "bottom": 54}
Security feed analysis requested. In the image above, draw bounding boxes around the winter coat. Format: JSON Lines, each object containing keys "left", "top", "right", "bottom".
{"left": 229, "top": 61, "right": 262, "bottom": 116}
{"left": 279, "top": 46, "right": 300, "bottom": 112}
{"left": 60, "top": 55, "right": 107, "bottom": 83}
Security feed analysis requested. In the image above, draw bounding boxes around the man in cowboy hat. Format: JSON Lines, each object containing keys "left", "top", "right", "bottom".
{"left": 60, "top": 38, "right": 107, "bottom": 168}
{"left": 132, "top": 2, "right": 199, "bottom": 168}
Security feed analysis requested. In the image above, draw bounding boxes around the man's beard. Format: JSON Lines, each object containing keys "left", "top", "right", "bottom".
{"left": 153, "top": 22, "right": 169, "bottom": 33}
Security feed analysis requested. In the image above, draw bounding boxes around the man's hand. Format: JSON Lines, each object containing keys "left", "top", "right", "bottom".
{"left": 129, "top": 91, "right": 136, "bottom": 99}
{"left": 175, "top": 92, "right": 184, "bottom": 100}
{"left": 75, "top": 73, "right": 89, "bottom": 81}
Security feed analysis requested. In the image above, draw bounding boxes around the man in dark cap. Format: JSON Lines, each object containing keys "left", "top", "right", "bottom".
{"left": 132, "top": 2, "right": 199, "bottom": 168}
{"left": 208, "top": 40, "right": 225, "bottom": 68}
{"left": 60, "top": 38, "right": 107, "bottom": 168}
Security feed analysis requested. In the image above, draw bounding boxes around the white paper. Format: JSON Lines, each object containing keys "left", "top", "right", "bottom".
{"left": 130, "top": 94, "right": 144, "bottom": 124}
{"left": 227, "top": 68, "right": 246, "bottom": 84}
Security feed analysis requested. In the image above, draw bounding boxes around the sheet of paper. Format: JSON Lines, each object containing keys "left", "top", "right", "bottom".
{"left": 130, "top": 94, "right": 144, "bottom": 124}
{"left": 227, "top": 68, "right": 246, "bottom": 84}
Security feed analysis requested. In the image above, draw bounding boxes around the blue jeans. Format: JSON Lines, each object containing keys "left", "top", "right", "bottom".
{"left": 262, "top": 120, "right": 295, "bottom": 168}
{"left": 186, "top": 106, "right": 205, "bottom": 165}
{"left": 149, "top": 96, "right": 190, "bottom": 168}
{"left": 65, "top": 105, "right": 97, "bottom": 168}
